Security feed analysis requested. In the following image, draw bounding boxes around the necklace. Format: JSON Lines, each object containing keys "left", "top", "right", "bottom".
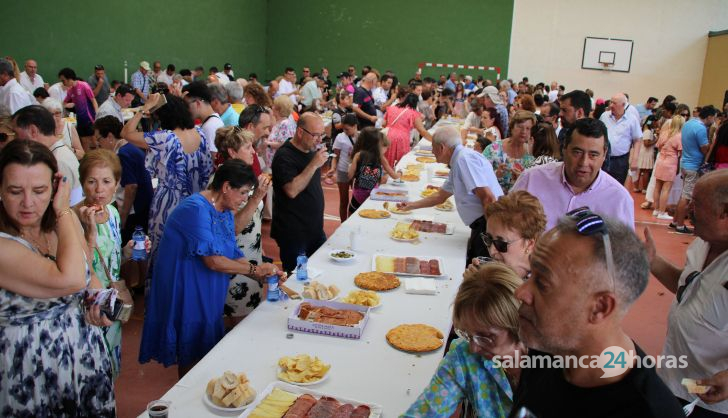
{"left": 20, "top": 230, "right": 56, "bottom": 261}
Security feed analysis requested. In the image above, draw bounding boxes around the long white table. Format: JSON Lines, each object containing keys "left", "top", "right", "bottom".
{"left": 138, "top": 150, "right": 470, "bottom": 417}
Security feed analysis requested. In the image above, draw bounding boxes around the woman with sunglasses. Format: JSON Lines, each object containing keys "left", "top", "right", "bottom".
{"left": 404, "top": 262, "right": 525, "bottom": 417}
{"left": 470, "top": 191, "right": 547, "bottom": 279}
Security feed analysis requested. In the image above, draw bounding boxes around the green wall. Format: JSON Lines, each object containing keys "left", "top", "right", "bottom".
{"left": 2, "top": 0, "right": 514, "bottom": 86}
{"left": 264, "top": 0, "right": 514, "bottom": 82}
{"left": 0, "top": 0, "right": 267, "bottom": 85}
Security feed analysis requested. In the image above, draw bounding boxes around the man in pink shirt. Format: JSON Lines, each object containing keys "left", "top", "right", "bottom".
{"left": 512, "top": 118, "right": 634, "bottom": 230}
{"left": 59, "top": 67, "right": 98, "bottom": 151}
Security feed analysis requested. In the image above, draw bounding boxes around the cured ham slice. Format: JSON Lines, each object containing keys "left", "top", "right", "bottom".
{"left": 306, "top": 396, "right": 341, "bottom": 418}
{"left": 332, "top": 404, "right": 355, "bottom": 418}
{"left": 429, "top": 259, "right": 441, "bottom": 276}
{"left": 282, "top": 394, "right": 317, "bottom": 417}
{"left": 350, "top": 405, "right": 371, "bottom": 418}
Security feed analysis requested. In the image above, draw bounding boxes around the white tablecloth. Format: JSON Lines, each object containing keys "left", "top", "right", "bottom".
{"left": 138, "top": 150, "right": 470, "bottom": 417}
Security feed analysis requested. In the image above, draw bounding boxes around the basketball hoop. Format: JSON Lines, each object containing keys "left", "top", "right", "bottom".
{"left": 601, "top": 62, "right": 613, "bottom": 72}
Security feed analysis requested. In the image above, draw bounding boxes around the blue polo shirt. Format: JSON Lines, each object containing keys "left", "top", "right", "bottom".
{"left": 220, "top": 104, "right": 239, "bottom": 127}
{"left": 680, "top": 118, "right": 709, "bottom": 171}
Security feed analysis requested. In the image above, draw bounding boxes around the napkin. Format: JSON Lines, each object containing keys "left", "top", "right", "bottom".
{"left": 404, "top": 277, "right": 438, "bottom": 295}
{"left": 291, "top": 266, "right": 323, "bottom": 280}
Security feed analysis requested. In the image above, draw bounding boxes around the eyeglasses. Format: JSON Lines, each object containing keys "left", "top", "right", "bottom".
{"left": 454, "top": 328, "right": 495, "bottom": 348}
{"left": 249, "top": 104, "right": 269, "bottom": 115}
{"left": 480, "top": 232, "right": 521, "bottom": 253}
{"left": 565, "top": 207, "right": 616, "bottom": 292}
{"left": 676, "top": 271, "right": 699, "bottom": 303}
{"left": 299, "top": 126, "right": 325, "bottom": 139}
{"left": 680, "top": 113, "right": 689, "bottom": 117}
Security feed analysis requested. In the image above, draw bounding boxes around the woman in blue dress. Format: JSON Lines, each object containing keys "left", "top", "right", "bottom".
{"left": 0, "top": 139, "right": 115, "bottom": 416}
{"left": 120, "top": 92, "right": 213, "bottom": 292}
{"left": 139, "top": 160, "right": 286, "bottom": 377}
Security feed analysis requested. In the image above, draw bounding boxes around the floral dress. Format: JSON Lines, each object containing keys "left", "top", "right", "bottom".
{"left": 483, "top": 139, "right": 534, "bottom": 193}
{"left": 144, "top": 127, "right": 213, "bottom": 292}
{"left": 224, "top": 200, "right": 264, "bottom": 318}
{"left": 404, "top": 339, "right": 513, "bottom": 417}
{"left": 0, "top": 232, "right": 115, "bottom": 417}
{"left": 90, "top": 204, "right": 123, "bottom": 380}
{"left": 266, "top": 116, "right": 297, "bottom": 168}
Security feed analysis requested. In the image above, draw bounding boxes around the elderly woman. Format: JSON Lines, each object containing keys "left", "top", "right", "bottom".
{"left": 42, "top": 98, "right": 85, "bottom": 159}
{"left": 0, "top": 140, "right": 115, "bottom": 415}
{"left": 483, "top": 110, "right": 536, "bottom": 193}
{"left": 73, "top": 149, "right": 149, "bottom": 380}
{"left": 405, "top": 262, "right": 525, "bottom": 417}
{"left": 470, "top": 190, "right": 547, "bottom": 280}
{"left": 139, "top": 160, "right": 284, "bottom": 377}
{"left": 266, "top": 95, "right": 297, "bottom": 168}
{"left": 214, "top": 126, "right": 271, "bottom": 323}
{"left": 121, "top": 93, "right": 213, "bottom": 291}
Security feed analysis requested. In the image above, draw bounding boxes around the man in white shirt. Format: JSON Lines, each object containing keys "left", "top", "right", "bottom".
{"left": 155, "top": 64, "right": 175, "bottom": 87}
{"left": 96, "top": 84, "right": 134, "bottom": 123}
{"left": 399, "top": 125, "right": 503, "bottom": 260}
{"left": 646, "top": 169, "right": 728, "bottom": 416}
{"left": 47, "top": 81, "right": 68, "bottom": 103}
{"left": 548, "top": 81, "right": 559, "bottom": 102}
{"left": 183, "top": 81, "right": 223, "bottom": 155}
{"left": 278, "top": 67, "right": 298, "bottom": 105}
{"left": 599, "top": 93, "right": 642, "bottom": 186}
{"left": 0, "top": 58, "right": 33, "bottom": 117}
{"left": 216, "top": 63, "right": 235, "bottom": 83}
{"left": 19, "top": 59, "right": 45, "bottom": 94}
{"left": 12, "top": 105, "right": 83, "bottom": 205}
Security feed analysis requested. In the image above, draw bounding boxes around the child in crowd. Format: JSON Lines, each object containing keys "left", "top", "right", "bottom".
{"left": 635, "top": 115, "right": 657, "bottom": 193}
{"left": 328, "top": 114, "right": 359, "bottom": 222}
{"left": 324, "top": 90, "right": 353, "bottom": 185}
{"left": 347, "top": 127, "right": 398, "bottom": 214}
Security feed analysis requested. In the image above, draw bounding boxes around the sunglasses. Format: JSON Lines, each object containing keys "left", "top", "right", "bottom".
{"left": 676, "top": 271, "right": 699, "bottom": 303}
{"left": 480, "top": 232, "right": 521, "bottom": 253}
{"left": 565, "top": 207, "right": 616, "bottom": 291}
{"left": 454, "top": 328, "right": 495, "bottom": 348}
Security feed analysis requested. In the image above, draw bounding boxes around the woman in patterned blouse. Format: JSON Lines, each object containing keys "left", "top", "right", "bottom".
{"left": 405, "top": 262, "right": 525, "bottom": 417}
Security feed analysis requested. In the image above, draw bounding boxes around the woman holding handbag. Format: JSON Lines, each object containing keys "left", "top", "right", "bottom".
{"left": 73, "top": 149, "right": 148, "bottom": 380}
{"left": 382, "top": 93, "right": 433, "bottom": 167}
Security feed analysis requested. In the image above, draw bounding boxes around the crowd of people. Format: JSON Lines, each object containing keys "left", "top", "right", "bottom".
{"left": 0, "top": 54, "right": 727, "bottom": 418}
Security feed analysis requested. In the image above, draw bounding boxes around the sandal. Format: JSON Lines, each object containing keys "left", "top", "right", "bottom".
{"left": 640, "top": 201, "right": 653, "bottom": 210}
{"left": 324, "top": 177, "right": 335, "bottom": 185}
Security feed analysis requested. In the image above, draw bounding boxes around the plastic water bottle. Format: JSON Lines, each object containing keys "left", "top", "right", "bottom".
{"left": 296, "top": 253, "right": 308, "bottom": 282}
{"left": 132, "top": 227, "right": 146, "bottom": 261}
{"left": 266, "top": 275, "right": 280, "bottom": 302}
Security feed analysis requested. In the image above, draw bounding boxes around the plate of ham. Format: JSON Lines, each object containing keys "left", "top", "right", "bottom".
{"left": 240, "top": 381, "right": 382, "bottom": 418}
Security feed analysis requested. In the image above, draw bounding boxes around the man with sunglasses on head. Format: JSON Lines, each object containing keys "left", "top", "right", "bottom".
{"left": 644, "top": 169, "right": 728, "bottom": 417}
{"left": 510, "top": 211, "right": 684, "bottom": 418}
{"left": 511, "top": 118, "right": 634, "bottom": 231}
{"left": 183, "top": 81, "right": 223, "bottom": 158}
{"left": 271, "top": 112, "right": 328, "bottom": 272}
{"left": 397, "top": 125, "right": 503, "bottom": 261}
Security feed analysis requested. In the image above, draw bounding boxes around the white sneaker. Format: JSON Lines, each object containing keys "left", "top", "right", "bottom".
{"left": 657, "top": 212, "right": 673, "bottom": 220}
{"left": 652, "top": 210, "right": 659, "bottom": 216}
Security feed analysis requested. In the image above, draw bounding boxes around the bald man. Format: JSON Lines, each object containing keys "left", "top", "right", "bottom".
{"left": 352, "top": 72, "right": 378, "bottom": 128}
{"left": 599, "top": 93, "right": 642, "bottom": 186}
{"left": 19, "top": 59, "right": 45, "bottom": 94}
{"left": 271, "top": 112, "right": 329, "bottom": 271}
{"left": 645, "top": 170, "right": 728, "bottom": 415}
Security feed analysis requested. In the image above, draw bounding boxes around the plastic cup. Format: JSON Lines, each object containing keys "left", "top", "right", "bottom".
{"left": 147, "top": 400, "right": 171, "bottom": 418}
